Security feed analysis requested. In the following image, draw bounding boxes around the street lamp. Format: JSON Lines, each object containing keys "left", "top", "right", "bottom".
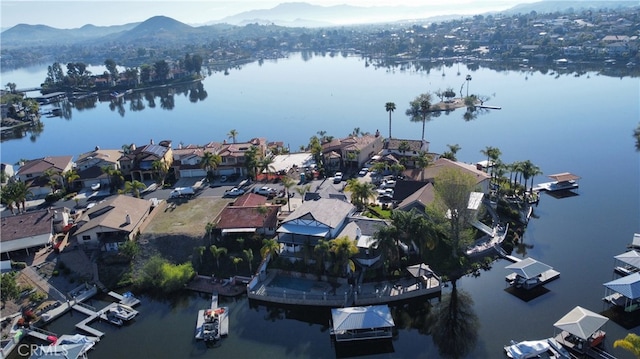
{"left": 465, "top": 74, "right": 472, "bottom": 97}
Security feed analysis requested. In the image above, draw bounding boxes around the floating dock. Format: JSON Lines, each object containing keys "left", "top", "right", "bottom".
{"left": 195, "top": 293, "right": 229, "bottom": 340}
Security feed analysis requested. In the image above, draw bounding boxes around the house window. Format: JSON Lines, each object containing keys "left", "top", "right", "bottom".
{"left": 82, "top": 235, "right": 91, "bottom": 241}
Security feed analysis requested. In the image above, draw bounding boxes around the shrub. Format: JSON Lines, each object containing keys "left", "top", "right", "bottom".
{"left": 29, "top": 291, "right": 47, "bottom": 303}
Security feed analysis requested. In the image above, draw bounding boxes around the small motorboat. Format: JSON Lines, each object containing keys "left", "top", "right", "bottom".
{"left": 91, "top": 183, "right": 100, "bottom": 191}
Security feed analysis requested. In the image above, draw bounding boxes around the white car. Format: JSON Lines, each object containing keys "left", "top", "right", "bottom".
{"left": 225, "top": 187, "right": 245, "bottom": 197}
{"left": 381, "top": 179, "right": 396, "bottom": 188}
{"left": 253, "top": 186, "right": 276, "bottom": 196}
{"left": 333, "top": 172, "right": 343, "bottom": 183}
{"left": 358, "top": 168, "right": 368, "bottom": 176}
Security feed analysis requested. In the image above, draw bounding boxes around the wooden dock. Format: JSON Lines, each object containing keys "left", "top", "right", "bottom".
{"left": 186, "top": 275, "right": 247, "bottom": 297}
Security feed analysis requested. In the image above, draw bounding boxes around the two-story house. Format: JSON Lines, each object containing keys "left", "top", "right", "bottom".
{"left": 118, "top": 140, "right": 173, "bottom": 182}
{"left": 15, "top": 155, "right": 74, "bottom": 197}
{"left": 74, "top": 147, "right": 122, "bottom": 190}
{"left": 322, "top": 133, "right": 384, "bottom": 171}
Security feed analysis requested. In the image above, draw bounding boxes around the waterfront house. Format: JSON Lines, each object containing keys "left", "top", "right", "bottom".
{"left": 403, "top": 158, "right": 491, "bottom": 194}
{"left": 74, "top": 147, "right": 122, "bottom": 190}
{"left": 118, "top": 140, "right": 173, "bottom": 182}
{"left": 322, "top": 133, "right": 384, "bottom": 171}
{"left": 215, "top": 193, "right": 279, "bottom": 237}
{"left": 277, "top": 198, "right": 356, "bottom": 258}
{"left": 172, "top": 143, "right": 220, "bottom": 178}
{"left": 15, "top": 156, "right": 74, "bottom": 197}
{"left": 216, "top": 138, "right": 267, "bottom": 178}
{"left": 335, "top": 217, "right": 390, "bottom": 269}
{"left": 381, "top": 138, "right": 430, "bottom": 169}
{"left": 73, "top": 195, "right": 154, "bottom": 250}
{"left": 0, "top": 209, "right": 54, "bottom": 258}
{"left": 394, "top": 181, "right": 434, "bottom": 211}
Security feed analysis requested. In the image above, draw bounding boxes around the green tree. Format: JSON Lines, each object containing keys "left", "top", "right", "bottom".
{"left": 329, "top": 236, "right": 359, "bottom": 276}
{"left": 231, "top": 256, "right": 243, "bottom": 272}
{"left": 1, "top": 272, "right": 19, "bottom": 302}
{"left": 2, "top": 181, "right": 32, "bottom": 213}
{"left": 227, "top": 129, "right": 239, "bottom": 143}
{"left": 200, "top": 151, "right": 222, "bottom": 178}
{"left": 243, "top": 146, "right": 260, "bottom": 180}
{"left": 104, "top": 59, "right": 119, "bottom": 80}
{"left": 385, "top": 102, "right": 396, "bottom": 139}
{"left": 480, "top": 146, "right": 501, "bottom": 178}
{"left": 209, "top": 245, "right": 227, "bottom": 269}
{"left": 441, "top": 144, "right": 461, "bottom": 161}
{"left": 63, "top": 169, "right": 80, "bottom": 192}
{"left": 520, "top": 160, "right": 542, "bottom": 194}
{"left": 614, "top": 333, "right": 640, "bottom": 358}
{"left": 120, "top": 240, "right": 140, "bottom": 259}
{"left": 121, "top": 180, "right": 146, "bottom": 198}
{"left": 151, "top": 160, "right": 169, "bottom": 186}
{"left": 433, "top": 167, "right": 477, "bottom": 259}
{"left": 153, "top": 60, "right": 170, "bottom": 81}
{"left": 258, "top": 156, "right": 276, "bottom": 182}
{"left": 260, "top": 238, "right": 280, "bottom": 259}
{"left": 314, "top": 239, "right": 331, "bottom": 275}
{"left": 344, "top": 179, "right": 376, "bottom": 210}
{"left": 102, "top": 166, "right": 124, "bottom": 192}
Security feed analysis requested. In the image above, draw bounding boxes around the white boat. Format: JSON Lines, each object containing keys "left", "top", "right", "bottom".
{"left": 110, "top": 304, "right": 137, "bottom": 321}
{"left": 55, "top": 334, "right": 100, "bottom": 353}
{"left": 91, "top": 183, "right": 100, "bottom": 191}
{"left": 504, "top": 338, "right": 571, "bottom": 359}
{"left": 195, "top": 293, "right": 229, "bottom": 342}
{"left": 505, "top": 339, "right": 551, "bottom": 359}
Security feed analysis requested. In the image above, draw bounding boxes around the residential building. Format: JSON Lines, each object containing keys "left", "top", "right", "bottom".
{"left": 403, "top": 158, "right": 491, "bottom": 194}
{"left": 381, "top": 138, "right": 430, "bottom": 168}
{"left": 215, "top": 193, "right": 279, "bottom": 237}
{"left": 322, "top": 133, "right": 384, "bottom": 171}
{"left": 73, "top": 195, "right": 155, "bottom": 250}
{"left": 14, "top": 156, "right": 74, "bottom": 197}
{"left": 1, "top": 209, "right": 54, "bottom": 257}
{"left": 277, "top": 198, "right": 356, "bottom": 258}
{"left": 118, "top": 140, "right": 173, "bottom": 182}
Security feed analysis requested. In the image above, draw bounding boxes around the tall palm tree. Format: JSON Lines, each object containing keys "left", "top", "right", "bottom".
{"left": 43, "top": 169, "right": 62, "bottom": 193}
{"left": 344, "top": 179, "right": 376, "bottom": 210}
{"left": 374, "top": 225, "right": 400, "bottom": 274}
{"left": 480, "top": 146, "right": 501, "bottom": 176}
{"left": 415, "top": 151, "right": 430, "bottom": 181}
{"left": 520, "top": 160, "right": 542, "bottom": 194}
{"left": 419, "top": 100, "right": 430, "bottom": 141}
{"left": 280, "top": 176, "right": 295, "bottom": 212}
{"left": 151, "top": 159, "right": 169, "bottom": 186}
{"left": 465, "top": 74, "right": 472, "bottom": 97}
{"left": 227, "top": 129, "right": 238, "bottom": 143}
{"left": 11, "top": 181, "right": 32, "bottom": 213}
{"left": 385, "top": 102, "right": 396, "bottom": 139}
{"left": 314, "top": 239, "right": 331, "bottom": 275}
{"left": 199, "top": 151, "right": 222, "bottom": 178}
{"left": 243, "top": 249, "right": 254, "bottom": 274}
{"left": 205, "top": 222, "right": 216, "bottom": 242}
{"left": 295, "top": 184, "right": 311, "bottom": 202}
{"left": 329, "top": 236, "right": 359, "bottom": 277}
{"left": 260, "top": 238, "right": 280, "bottom": 259}
{"left": 0, "top": 185, "right": 17, "bottom": 214}
{"left": 210, "top": 245, "right": 227, "bottom": 269}
{"left": 102, "top": 166, "right": 124, "bottom": 192}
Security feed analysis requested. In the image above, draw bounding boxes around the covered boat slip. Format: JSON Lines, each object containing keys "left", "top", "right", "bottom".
{"left": 553, "top": 306, "right": 609, "bottom": 356}
{"left": 330, "top": 305, "right": 395, "bottom": 342}
{"left": 603, "top": 272, "right": 640, "bottom": 312}
{"left": 533, "top": 172, "right": 580, "bottom": 192}
{"left": 505, "top": 257, "right": 560, "bottom": 290}
{"left": 613, "top": 250, "right": 640, "bottom": 276}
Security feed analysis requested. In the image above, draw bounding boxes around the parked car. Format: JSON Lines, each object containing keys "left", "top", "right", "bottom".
{"left": 253, "top": 186, "right": 276, "bottom": 196}
{"left": 381, "top": 179, "right": 396, "bottom": 188}
{"left": 225, "top": 187, "right": 245, "bottom": 197}
{"left": 358, "top": 168, "right": 368, "bottom": 176}
{"left": 333, "top": 172, "right": 343, "bottom": 183}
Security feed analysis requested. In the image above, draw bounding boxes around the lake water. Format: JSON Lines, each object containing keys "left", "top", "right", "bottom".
{"left": 2, "top": 54, "right": 639, "bottom": 358}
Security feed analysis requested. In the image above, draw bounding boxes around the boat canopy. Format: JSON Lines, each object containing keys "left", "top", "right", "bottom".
{"left": 614, "top": 250, "right": 640, "bottom": 269}
{"left": 553, "top": 306, "right": 608, "bottom": 341}
{"left": 331, "top": 305, "right": 395, "bottom": 332}
{"left": 604, "top": 272, "right": 640, "bottom": 300}
{"left": 547, "top": 172, "right": 580, "bottom": 182}
{"left": 505, "top": 258, "right": 552, "bottom": 279}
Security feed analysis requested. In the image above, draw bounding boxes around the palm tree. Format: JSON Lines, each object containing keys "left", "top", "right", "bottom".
{"left": 441, "top": 144, "right": 461, "bottom": 161}
{"left": 480, "top": 146, "right": 501, "bottom": 176}
{"left": 63, "top": 169, "right": 80, "bottom": 192}
{"left": 0, "top": 185, "right": 17, "bottom": 214}
{"left": 102, "top": 166, "right": 124, "bottom": 192}
{"left": 227, "top": 129, "right": 238, "bottom": 143}
{"left": 243, "top": 249, "right": 254, "bottom": 274}
{"left": 231, "top": 256, "right": 243, "bottom": 272}
{"left": 415, "top": 151, "right": 430, "bottom": 181}
{"left": 260, "top": 238, "right": 280, "bottom": 259}
{"left": 151, "top": 160, "right": 169, "bottom": 186}
{"left": 419, "top": 100, "right": 430, "bottom": 141}
{"left": 255, "top": 205, "right": 270, "bottom": 234}
{"left": 280, "top": 176, "right": 295, "bottom": 212}
{"left": 344, "top": 179, "right": 376, "bottom": 210}
{"left": 520, "top": 160, "right": 542, "bottom": 194}
{"left": 295, "top": 184, "right": 311, "bottom": 202}
{"left": 199, "top": 151, "right": 222, "bottom": 178}
{"left": 209, "top": 245, "right": 227, "bottom": 268}
{"left": 205, "top": 222, "right": 216, "bottom": 242}
{"left": 43, "top": 169, "right": 61, "bottom": 193}
{"left": 258, "top": 156, "right": 276, "bottom": 182}
{"left": 374, "top": 225, "right": 400, "bottom": 274}
{"left": 465, "top": 74, "right": 472, "bottom": 97}
{"left": 314, "top": 239, "right": 331, "bottom": 275}
{"left": 121, "top": 180, "right": 146, "bottom": 198}
{"left": 329, "top": 236, "right": 359, "bottom": 277}
{"left": 385, "top": 102, "right": 396, "bottom": 139}
{"left": 11, "top": 181, "right": 32, "bottom": 213}
{"left": 614, "top": 333, "right": 640, "bottom": 358}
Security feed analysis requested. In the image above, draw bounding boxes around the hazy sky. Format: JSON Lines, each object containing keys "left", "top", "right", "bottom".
{"left": 1, "top": 0, "right": 538, "bottom": 29}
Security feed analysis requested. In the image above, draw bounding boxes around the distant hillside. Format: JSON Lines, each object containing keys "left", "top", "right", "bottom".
{"left": 1, "top": 22, "right": 138, "bottom": 48}
{"left": 504, "top": 0, "right": 638, "bottom": 14}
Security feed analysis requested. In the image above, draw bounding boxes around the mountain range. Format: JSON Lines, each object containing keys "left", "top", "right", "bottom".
{"left": 1, "top": 1, "right": 635, "bottom": 49}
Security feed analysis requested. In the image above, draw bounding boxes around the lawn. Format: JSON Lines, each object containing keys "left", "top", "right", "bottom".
{"left": 143, "top": 197, "right": 233, "bottom": 236}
